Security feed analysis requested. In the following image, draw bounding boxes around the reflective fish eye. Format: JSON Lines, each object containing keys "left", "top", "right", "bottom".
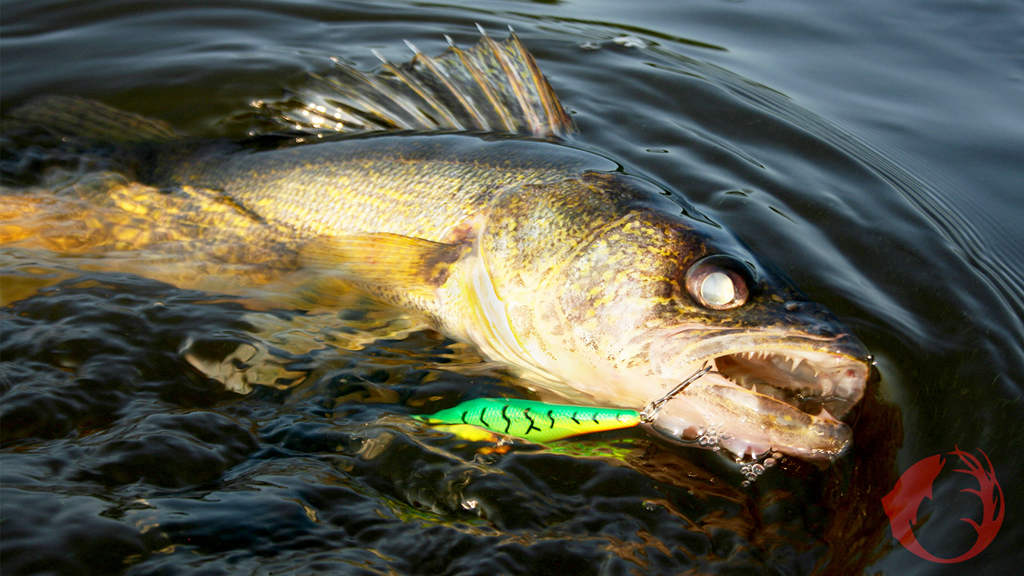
{"left": 684, "top": 255, "right": 751, "bottom": 310}
{"left": 700, "top": 271, "right": 735, "bottom": 307}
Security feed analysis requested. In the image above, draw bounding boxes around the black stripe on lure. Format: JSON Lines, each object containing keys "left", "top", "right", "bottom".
{"left": 415, "top": 366, "right": 711, "bottom": 443}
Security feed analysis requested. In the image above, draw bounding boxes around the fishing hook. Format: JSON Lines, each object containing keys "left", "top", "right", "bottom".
{"left": 640, "top": 363, "right": 712, "bottom": 423}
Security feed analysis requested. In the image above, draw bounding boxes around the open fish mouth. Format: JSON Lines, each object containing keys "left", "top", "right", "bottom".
{"left": 715, "top": 348, "right": 867, "bottom": 419}
{"left": 647, "top": 342, "right": 870, "bottom": 461}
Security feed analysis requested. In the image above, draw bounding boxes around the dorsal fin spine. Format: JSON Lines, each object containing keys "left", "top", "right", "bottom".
{"left": 510, "top": 33, "right": 571, "bottom": 135}
{"left": 357, "top": 65, "right": 435, "bottom": 129}
{"left": 254, "top": 29, "right": 574, "bottom": 139}
{"left": 450, "top": 43, "right": 517, "bottom": 133}
{"left": 323, "top": 68, "right": 402, "bottom": 129}
{"left": 414, "top": 50, "right": 491, "bottom": 131}
{"left": 382, "top": 60, "right": 463, "bottom": 129}
{"left": 479, "top": 33, "right": 540, "bottom": 133}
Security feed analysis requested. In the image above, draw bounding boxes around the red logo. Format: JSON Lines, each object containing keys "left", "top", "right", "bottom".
{"left": 882, "top": 447, "right": 1004, "bottom": 563}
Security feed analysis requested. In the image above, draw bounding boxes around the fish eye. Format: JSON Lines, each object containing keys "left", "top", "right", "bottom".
{"left": 684, "top": 255, "right": 751, "bottom": 310}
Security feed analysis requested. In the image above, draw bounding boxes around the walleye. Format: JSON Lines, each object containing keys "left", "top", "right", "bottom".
{"left": 1, "top": 30, "right": 871, "bottom": 460}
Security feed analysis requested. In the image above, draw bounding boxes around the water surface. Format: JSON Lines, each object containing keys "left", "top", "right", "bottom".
{"left": 2, "top": 1, "right": 1021, "bottom": 574}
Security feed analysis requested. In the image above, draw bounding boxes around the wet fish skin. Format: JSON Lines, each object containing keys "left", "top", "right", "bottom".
{"left": 158, "top": 135, "right": 605, "bottom": 244}
{"left": 157, "top": 134, "right": 864, "bottom": 415}
{"left": 1, "top": 30, "right": 872, "bottom": 460}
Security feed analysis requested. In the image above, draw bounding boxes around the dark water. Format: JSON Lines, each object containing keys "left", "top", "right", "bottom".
{"left": 2, "top": 1, "right": 1021, "bottom": 574}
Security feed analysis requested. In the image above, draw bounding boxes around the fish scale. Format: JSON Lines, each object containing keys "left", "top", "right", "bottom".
{"left": 163, "top": 136, "right": 595, "bottom": 243}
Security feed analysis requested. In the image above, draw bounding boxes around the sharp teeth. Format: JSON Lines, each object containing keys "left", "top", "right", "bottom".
{"left": 770, "top": 355, "right": 792, "bottom": 371}
{"left": 794, "top": 359, "right": 817, "bottom": 381}
{"left": 817, "top": 406, "right": 838, "bottom": 422}
{"left": 821, "top": 377, "right": 834, "bottom": 396}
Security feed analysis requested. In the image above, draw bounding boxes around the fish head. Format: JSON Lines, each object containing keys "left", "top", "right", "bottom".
{"left": 478, "top": 171, "right": 871, "bottom": 461}
{"left": 639, "top": 281, "right": 873, "bottom": 462}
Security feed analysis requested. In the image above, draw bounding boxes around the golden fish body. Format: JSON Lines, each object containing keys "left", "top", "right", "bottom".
{"left": 1, "top": 32, "right": 872, "bottom": 460}
{"left": 153, "top": 136, "right": 636, "bottom": 390}
{"left": 162, "top": 135, "right": 687, "bottom": 403}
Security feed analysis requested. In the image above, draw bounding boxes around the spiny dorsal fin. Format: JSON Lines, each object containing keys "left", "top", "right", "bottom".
{"left": 5, "top": 95, "right": 179, "bottom": 143}
{"left": 254, "top": 28, "right": 574, "bottom": 139}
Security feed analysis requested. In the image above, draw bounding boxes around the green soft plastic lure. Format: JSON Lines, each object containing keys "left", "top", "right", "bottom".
{"left": 416, "top": 398, "right": 641, "bottom": 443}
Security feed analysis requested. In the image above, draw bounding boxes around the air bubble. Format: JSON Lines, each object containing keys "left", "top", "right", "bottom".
{"left": 696, "top": 425, "right": 724, "bottom": 451}
{"left": 739, "top": 462, "right": 764, "bottom": 484}
{"left": 739, "top": 455, "right": 773, "bottom": 486}
{"left": 612, "top": 35, "right": 648, "bottom": 49}
{"left": 737, "top": 447, "right": 788, "bottom": 487}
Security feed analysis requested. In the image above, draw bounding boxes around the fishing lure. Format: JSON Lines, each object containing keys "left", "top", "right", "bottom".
{"left": 416, "top": 366, "right": 711, "bottom": 443}
{"left": 416, "top": 398, "right": 641, "bottom": 443}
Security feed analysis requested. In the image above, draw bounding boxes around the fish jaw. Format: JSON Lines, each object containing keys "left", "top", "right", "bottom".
{"left": 645, "top": 332, "right": 871, "bottom": 460}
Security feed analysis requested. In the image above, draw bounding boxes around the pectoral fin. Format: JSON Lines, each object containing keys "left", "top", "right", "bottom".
{"left": 301, "top": 233, "right": 469, "bottom": 313}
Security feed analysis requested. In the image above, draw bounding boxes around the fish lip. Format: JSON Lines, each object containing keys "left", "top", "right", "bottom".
{"left": 647, "top": 331, "right": 871, "bottom": 460}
